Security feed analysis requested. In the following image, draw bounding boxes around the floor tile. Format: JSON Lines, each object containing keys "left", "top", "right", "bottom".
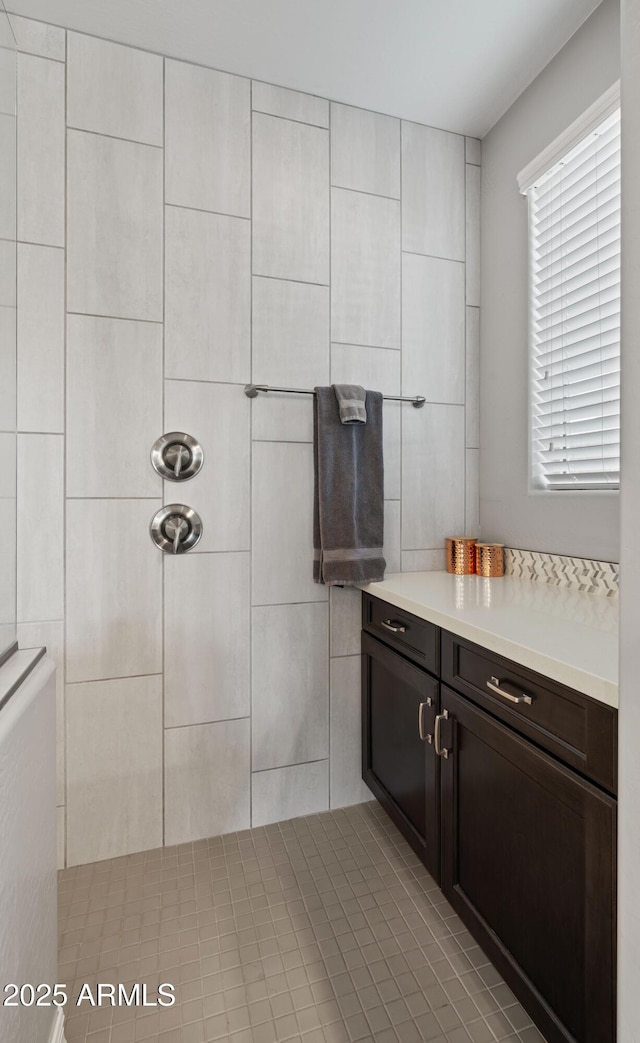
{"left": 57, "top": 803, "right": 546, "bottom": 1043}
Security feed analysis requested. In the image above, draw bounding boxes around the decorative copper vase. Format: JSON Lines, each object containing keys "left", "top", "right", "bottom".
{"left": 445, "top": 537, "right": 477, "bottom": 575}
{"left": 475, "top": 543, "right": 505, "bottom": 577}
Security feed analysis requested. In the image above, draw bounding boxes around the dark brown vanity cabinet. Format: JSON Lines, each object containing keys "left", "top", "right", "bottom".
{"left": 361, "top": 631, "right": 440, "bottom": 879}
{"left": 362, "top": 594, "right": 618, "bottom": 1043}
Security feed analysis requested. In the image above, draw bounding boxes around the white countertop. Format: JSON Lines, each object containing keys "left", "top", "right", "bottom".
{"left": 359, "top": 571, "right": 618, "bottom": 708}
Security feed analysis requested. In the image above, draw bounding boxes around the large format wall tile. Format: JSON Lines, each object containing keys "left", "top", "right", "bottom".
{"left": 17, "top": 243, "right": 64, "bottom": 433}
{"left": 252, "top": 81, "right": 328, "bottom": 127}
{"left": 66, "top": 315, "right": 162, "bottom": 498}
{"left": 164, "top": 552, "right": 250, "bottom": 728}
{"left": 165, "top": 719, "right": 250, "bottom": 844}
{"left": 165, "top": 205, "right": 250, "bottom": 383}
{"left": 0, "top": 239, "right": 15, "bottom": 305}
{"left": 330, "top": 656, "right": 371, "bottom": 809}
{"left": 331, "top": 188, "right": 400, "bottom": 349}
{"left": 165, "top": 60, "right": 250, "bottom": 217}
{"left": 17, "top": 434, "right": 63, "bottom": 622}
{"left": 252, "top": 760, "right": 329, "bottom": 828}
{"left": 402, "top": 121, "right": 465, "bottom": 261}
{"left": 0, "top": 115, "right": 15, "bottom": 241}
{"left": 402, "top": 403, "right": 465, "bottom": 550}
{"left": 331, "top": 104, "right": 400, "bottom": 199}
{"left": 67, "top": 130, "right": 162, "bottom": 320}
{"left": 330, "top": 342, "right": 401, "bottom": 499}
{"left": 466, "top": 306, "right": 480, "bottom": 449}
{"left": 330, "top": 587, "right": 361, "bottom": 658}
{"left": 66, "top": 498, "right": 162, "bottom": 682}
{"left": 18, "top": 621, "right": 65, "bottom": 807}
{"left": 253, "top": 112, "right": 329, "bottom": 284}
{"left": 17, "top": 54, "right": 64, "bottom": 246}
{"left": 252, "top": 441, "right": 325, "bottom": 605}
{"left": 401, "top": 549, "right": 447, "bottom": 572}
{"left": 466, "top": 448, "right": 480, "bottom": 536}
{"left": 466, "top": 163, "right": 481, "bottom": 307}
{"left": 67, "top": 33, "right": 163, "bottom": 145}
{"left": 252, "top": 602, "right": 328, "bottom": 771}
{"left": 164, "top": 380, "right": 250, "bottom": 552}
{"left": 8, "top": 14, "right": 65, "bottom": 60}
{"left": 0, "top": 306, "right": 16, "bottom": 431}
{"left": 0, "top": 436, "right": 15, "bottom": 635}
{"left": 252, "top": 277, "right": 329, "bottom": 442}
{"left": 66, "top": 675, "right": 162, "bottom": 865}
{"left": 402, "top": 253, "right": 465, "bottom": 404}
{"left": 384, "top": 500, "right": 401, "bottom": 573}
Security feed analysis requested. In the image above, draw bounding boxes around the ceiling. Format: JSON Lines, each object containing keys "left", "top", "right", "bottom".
{"left": 9, "top": 0, "right": 604, "bottom": 136}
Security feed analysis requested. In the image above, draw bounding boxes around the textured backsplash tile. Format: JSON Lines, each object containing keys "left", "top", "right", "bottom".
{"left": 504, "top": 547, "right": 619, "bottom": 598}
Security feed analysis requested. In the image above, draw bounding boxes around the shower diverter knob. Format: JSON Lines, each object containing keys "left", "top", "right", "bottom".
{"left": 151, "top": 432, "right": 203, "bottom": 481}
{"left": 150, "top": 504, "right": 203, "bottom": 554}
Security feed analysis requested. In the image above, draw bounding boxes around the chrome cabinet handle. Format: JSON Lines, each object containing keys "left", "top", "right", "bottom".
{"left": 380, "top": 619, "right": 407, "bottom": 634}
{"left": 418, "top": 697, "right": 433, "bottom": 742}
{"left": 434, "top": 710, "right": 449, "bottom": 758}
{"left": 486, "top": 676, "right": 532, "bottom": 705}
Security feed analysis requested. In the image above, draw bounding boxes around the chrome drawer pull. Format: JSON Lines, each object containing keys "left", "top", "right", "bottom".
{"left": 418, "top": 698, "right": 433, "bottom": 742}
{"left": 486, "top": 676, "right": 533, "bottom": 705}
{"left": 380, "top": 619, "right": 407, "bottom": 634}
{"left": 434, "top": 710, "right": 449, "bottom": 758}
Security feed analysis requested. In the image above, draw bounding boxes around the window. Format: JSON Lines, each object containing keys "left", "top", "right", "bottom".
{"left": 519, "top": 87, "right": 620, "bottom": 490}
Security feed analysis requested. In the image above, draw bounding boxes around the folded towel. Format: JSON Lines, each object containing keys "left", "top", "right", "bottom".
{"left": 333, "top": 383, "right": 367, "bottom": 424}
{"left": 313, "top": 386, "right": 385, "bottom": 586}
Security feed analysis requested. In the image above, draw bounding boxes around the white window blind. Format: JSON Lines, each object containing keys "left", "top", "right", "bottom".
{"left": 523, "top": 106, "right": 620, "bottom": 491}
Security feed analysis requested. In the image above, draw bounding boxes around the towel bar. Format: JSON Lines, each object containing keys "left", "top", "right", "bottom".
{"left": 244, "top": 384, "right": 426, "bottom": 407}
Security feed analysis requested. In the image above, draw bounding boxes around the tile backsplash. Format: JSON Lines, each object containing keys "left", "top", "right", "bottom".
{"left": 13, "top": 16, "right": 480, "bottom": 866}
{"left": 504, "top": 548, "right": 619, "bottom": 598}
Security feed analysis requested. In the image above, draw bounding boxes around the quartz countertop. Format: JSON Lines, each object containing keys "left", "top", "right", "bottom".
{"left": 358, "top": 571, "right": 618, "bottom": 708}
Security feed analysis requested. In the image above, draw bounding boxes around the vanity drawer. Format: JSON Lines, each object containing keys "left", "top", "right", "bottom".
{"left": 362, "top": 594, "right": 439, "bottom": 675}
{"left": 441, "top": 630, "right": 617, "bottom": 794}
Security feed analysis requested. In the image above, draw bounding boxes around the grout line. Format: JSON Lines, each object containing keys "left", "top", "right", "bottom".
{"left": 252, "top": 599, "right": 328, "bottom": 609}
{"left": 249, "top": 77, "right": 254, "bottom": 829}
{"left": 66, "top": 124, "right": 163, "bottom": 149}
{"left": 327, "top": 99, "right": 332, "bottom": 813}
{"left": 399, "top": 118, "right": 403, "bottom": 564}
{"left": 65, "top": 672, "right": 163, "bottom": 687}
{"left": 402, "top": 248, "right": 465, "bottom": 265}
{"left": 252, "top": 271, "right": 329, "bottom": 289}
{"left": 331, "top": 339, "right": 401, "bottom": 352}
{"left": 330, "top": 183, "right": 400, "bottom": 203}
{"left": 65, "top": 311, "right": 162, "bottom": 325}
{"left": 164, "top": 715, "right": 251, "bottom": 732}
{"left": 251, "top": 756, "right": 329, "bottom": 775}
{"left": 252, "top": 106, "right": 328, "bottom": 131}
{"left": 61, "top": 27, "right": 68, "bottom": 869}
{"left": 165, "top": 200, "right": 250, "bottom": 221}
{"left": 161, "top": 53, "right": 166, "bottom": 849}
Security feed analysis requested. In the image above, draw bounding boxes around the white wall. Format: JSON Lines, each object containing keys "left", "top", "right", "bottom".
{"left": 0, "top": 657, "right": 58, "bottom": 1043}
{"left": 618, "top": 0, "right": 640, "bottom": 1035}
{"left": 14, "top": 16, "right": 480, "bottom": 865}
{"left": 480, "top": 0, "right": 620, "bottom": 561}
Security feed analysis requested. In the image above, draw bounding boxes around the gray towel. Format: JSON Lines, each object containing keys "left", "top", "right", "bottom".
{"left": 313, "top": 386, "right": 385, "bottom": 586}
{"left": 333, "top": 383, "right": 367, "bottom": 424}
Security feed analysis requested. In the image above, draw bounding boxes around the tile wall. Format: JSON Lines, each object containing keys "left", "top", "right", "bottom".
{"left": 11, "top": 14, "right": 480, "bottom": 867}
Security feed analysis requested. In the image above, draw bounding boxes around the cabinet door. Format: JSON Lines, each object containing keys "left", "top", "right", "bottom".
{"left": 362, "top": 631, "right": 439, "bottom": 879}
{"left": 439, "top": 684, "right": 616, "bottom": 1043}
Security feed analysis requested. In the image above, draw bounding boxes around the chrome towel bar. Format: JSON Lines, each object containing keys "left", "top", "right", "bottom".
{"left": 244, "top": 384, "right": 426, "bottom": 407}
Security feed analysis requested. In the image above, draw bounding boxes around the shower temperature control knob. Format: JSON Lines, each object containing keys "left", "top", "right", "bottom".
{"left": 151, "top": 432, "right": 203, "bottom": 481}
{"left": 150, "top": 504, "right": 203, "bottom": 554}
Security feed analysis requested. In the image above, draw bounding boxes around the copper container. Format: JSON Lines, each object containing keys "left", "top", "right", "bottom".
{"left": 475, "top": 543, "right": 505, "bottom": 577}
{"left": 446, "top": 537, "right": 477, "bottom": 575}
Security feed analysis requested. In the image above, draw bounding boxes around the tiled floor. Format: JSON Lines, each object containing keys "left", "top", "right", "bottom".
{"left": 58, "top": 802, "right": 546, "bottom": 1043}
